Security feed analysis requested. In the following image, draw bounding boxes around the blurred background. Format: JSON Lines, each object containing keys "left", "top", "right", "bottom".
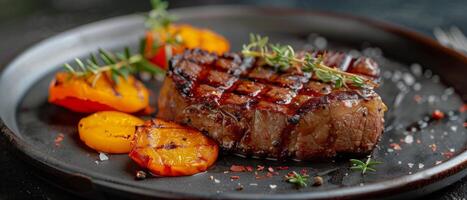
{"left": 0, "top": 0, "right": 465, "bottom": 199}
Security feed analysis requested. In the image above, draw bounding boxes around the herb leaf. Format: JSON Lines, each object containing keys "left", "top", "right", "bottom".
{"left": 285, "top": 171, "right": 309, "bottom": 188}
{"left": 63, "top": 47, "right": 165, "bottom": 84}
{"left": 350, "top": 157, "right": 382, "bottom": 175}
{"left": 241, "top": 33, "right": 377, "bottom": 89}
{"left": 146, "top": 0, "right": 176, "bottom": 30}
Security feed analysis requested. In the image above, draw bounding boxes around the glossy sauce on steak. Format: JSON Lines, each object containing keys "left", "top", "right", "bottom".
{"left": 158, "top": 49, "right": 386, "bottom": 160}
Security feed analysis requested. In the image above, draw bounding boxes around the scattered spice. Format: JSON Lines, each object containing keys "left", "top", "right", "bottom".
{"left": 276, "top": 166, "right": 289, "bottom": 170}
{"left": 245, "top": 166, "right": 253, "bottom": 172}
{"left": 267, "top": 167, "right": 275, "bottom": 173}
{"left": 312, "top": 176, "right": 324, "bottom": 186}
{"left": 266, "top": 172, "right": 274, "bottom": 178}
{"left": 429, "top": 144, "right": 437, "bottom": 152}
{"left": 413, "top": 95, "right": 422, "bottom": 103}
{"left": 230, "top": 165, "right": 246, "bottom": 172}
{"left": 431, "top": 110, "right": 445, "bottom": 120}
{"left": 257, "top": 165, "right": 265, "bottom": 171}
{"left": 389, "top": 143, "right": 402, "bottom": 150}
{"left": 404, "top": 135, "right": 414, "bottom": 144}
{"left": 235, "top": 184, "right": 244, "bottom": 191}
{"left": 230, "top": 175, "right": 240, "bottom": 180}
{"left": 98, "top": 152, "right": 109, "bottom": 161}
{"left": 418, "top": 163, "right": 424, "bottom": 169}
{"left": 135, "top": 170, "right": 147, "bottom": 180}
{"left": 460, "top": 104, "right": 467, "bottom": 113}
{"left": 54, "top": 133, "right": 64, "bottom": 147}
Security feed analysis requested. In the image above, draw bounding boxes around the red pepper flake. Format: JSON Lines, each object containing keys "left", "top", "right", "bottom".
{"left": 257, "top": 165, "right": 265, "bottom": 171}
{"left": 431, "top": 110, "right": 445, "bottom": 120}
{"left": 300, "top": 169, "right": 308, "bottom": 175}
{"left": 235, "top": 184, "right": 244, "bottom": 191}
{"left": 460, "top": 104, "right": 467, "bottom": 113}
{"left": 246, "top": 166, "right": 253, "bottom": 172}
{"left": 54, "top": 133, "right": 64, "bottom": 147}
{"left": 286, "top": 171, "right": 295, "bottom": 177}
{"left": 413, "top": 95, "right": 422, "bottom": 103}
{"left": 267, "top": 167, "right": 275, "bottom": 173}
{"left": 389, "top": 143, "right": 402, "bottom": 150}
{"left": 429, "top": 144, "right": 437, "bottom": 152}
{"left": 230, "top": 165, "right": 246, "bottom": 172}
{"left": 266, "top": 172, "right": 273, "bottom": 178}
{"left": 463, "top": 122, "right": 467, "bottom": 128}
{"left": 276, "top": 166, "right": 289, "bottom": 170}
{"left": 230, "top": 175, "right": 240, "bottom": 180}
{"left": 442, "top": 151, "right": 454, "bottom": 159}
{"left": 255, "top": 174, "right": 265, "bottom": 180}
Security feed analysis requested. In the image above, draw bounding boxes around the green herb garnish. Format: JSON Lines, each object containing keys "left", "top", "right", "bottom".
{"left": 242, "top": 33, "right": 376, "bottom": 89}
{"left": 285, "top": 171, "right": 309, "bottom": 188}
{"left": 350, "top": 157, "right": 383, "bottom": 175}
{"left": 145, "top": 0, "right": 177, "bottom": 31}
{"left": 64, "top": 47, "right": 164, "bottom": 86}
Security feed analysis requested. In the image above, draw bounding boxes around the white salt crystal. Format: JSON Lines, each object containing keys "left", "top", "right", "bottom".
{"left": 98, "top": 152, "right": 108, "bottom": 161}
{"left": 404, "top": 135, "right": 414, "bottom": 144}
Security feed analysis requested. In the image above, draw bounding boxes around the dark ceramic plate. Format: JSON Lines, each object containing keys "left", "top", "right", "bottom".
{"left": 0, "top": 6, "right": 466, "bottom": 200}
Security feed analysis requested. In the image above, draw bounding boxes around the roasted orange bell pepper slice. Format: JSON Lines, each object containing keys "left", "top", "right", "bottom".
{"left": 78, "top": 111, "right": 144, "bottom": 153}
{"left": 49, "top": 72, "right": 150, "bottom": 113}
{"left": 145, "top": 24, "right": 230, "bottom": 69}
{"left": 129, "top": 119, "right": 219, "bottom": 176}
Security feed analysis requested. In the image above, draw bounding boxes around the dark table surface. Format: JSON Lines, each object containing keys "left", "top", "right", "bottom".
{"left": 0, "top": 0, "right": 465, "bottom": 199}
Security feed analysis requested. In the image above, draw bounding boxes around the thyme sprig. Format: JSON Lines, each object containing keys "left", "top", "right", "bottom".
{"left": 143, "top": 0, "right": 182, "bottom": 65}
{"left": 64, "top": 47, "right": 164, "bottom": 85}
{"left": 145, "top": 0, "right": 177, "bottom": 31}
{"left": 350, "top": 157, "right": 383, "bottom": 175}
{"left": 285, "top": 171, "right": 309, "bottom": 188}
{"left": 241, "top": 34, "right": 376, "bottom": 88}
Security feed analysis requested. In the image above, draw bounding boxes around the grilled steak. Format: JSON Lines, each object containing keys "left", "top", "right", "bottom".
{"left": 158, "top": 49, "right": 386, "bottom": 160}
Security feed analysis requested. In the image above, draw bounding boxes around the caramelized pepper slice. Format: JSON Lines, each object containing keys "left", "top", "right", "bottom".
{"left": 78, "top": 111, "right": 144, "bottom": 154}
{"left": 129, "top": 119, "right": 219, "bottom": 176}
{"left": 145, "top": 24, "right": 230, "bottom": 69}
{"left": 49, "top": 72, "right": 150, "bottom": 113}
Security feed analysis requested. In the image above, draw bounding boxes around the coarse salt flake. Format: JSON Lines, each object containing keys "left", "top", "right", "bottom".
{"left": 404, "top": 135, "right": 414, "bottom": 144}
{"left": 418, "top": 163, "right": 424, "bottom": 169}
{"left": 99, "top": 152, "right": 108, "bottom": 161}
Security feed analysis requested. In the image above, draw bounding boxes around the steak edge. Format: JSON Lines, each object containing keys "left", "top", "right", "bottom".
{"left": 158, "top": 49, "right": 386, "bottom": 160}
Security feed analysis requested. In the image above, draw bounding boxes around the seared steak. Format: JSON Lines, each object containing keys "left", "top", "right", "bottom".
{"left": 158, "top": 49, "right": 386, "bottom": 160}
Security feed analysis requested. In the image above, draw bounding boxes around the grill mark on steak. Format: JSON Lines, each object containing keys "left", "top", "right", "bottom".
{"left": 160, "top": 49, "right": 385, "bottom": 160}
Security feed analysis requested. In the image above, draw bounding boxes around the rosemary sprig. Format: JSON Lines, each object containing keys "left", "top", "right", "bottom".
{"left": 64, "top": 47, "right": 165, "bottom": 85}
{"left": 242, "top": 33, "right": 376, "bottom": 88}
{"left": 285, "top": 171, "right": 309, "bottom": 188}
{"left": 350, "top": 157, "right": 383, "bottom": 175}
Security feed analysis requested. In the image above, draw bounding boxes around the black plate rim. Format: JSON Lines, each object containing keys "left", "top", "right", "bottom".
{"left": 0, "top": 5, "right": 466, "bottom": 199}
